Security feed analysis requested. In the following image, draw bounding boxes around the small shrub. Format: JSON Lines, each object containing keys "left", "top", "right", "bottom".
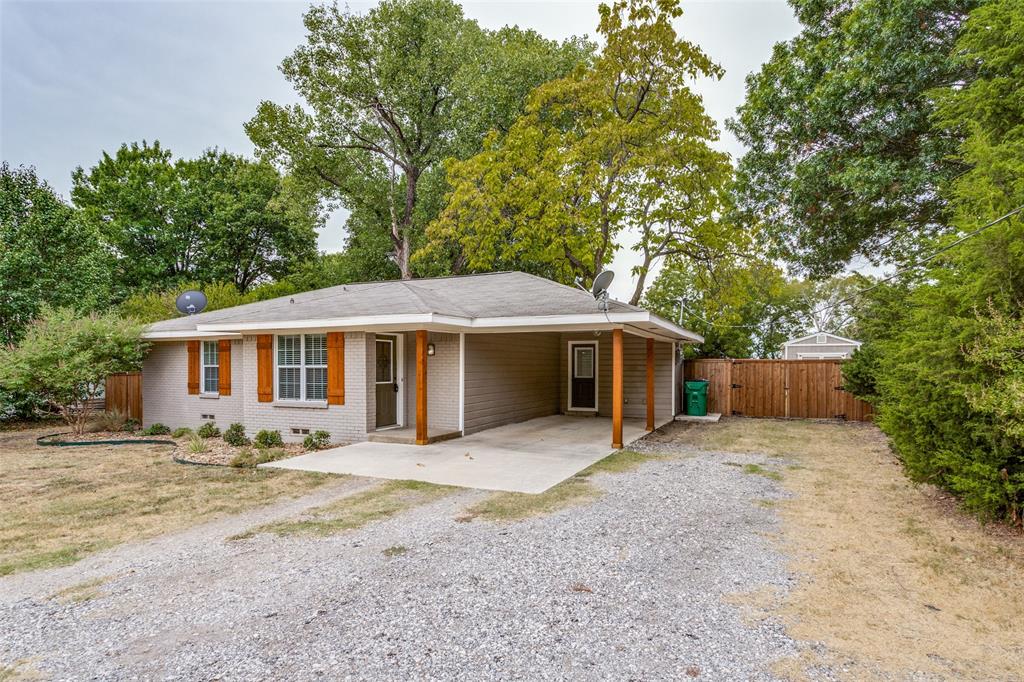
{"left": 142, "top": 423, "right": 171, "bottom": 436}
{"left": 223, "top": 423, "right": 249, "bottom": 447}
{"left": 172, "top": 427, "right": 193, "bottom": 438}
{"left": 254, "top": 429, "right": 283, "bottom": 449}
{"left": 230, "top": 447, "right": 289, "bottom": 468}
{"left": 187, "top": 434, "right": 208, "bottom": 454}
{"left": 94, "top": 409, "right": 128, "bottom": 433}
{"left": 302, "top": 430, "right": 331, "bottom": 451}
{"left": 197, "top": 421, "right": 220, "bottom": 439}
{"left": 124, "top": 419, "right": 140, "bottom": 432}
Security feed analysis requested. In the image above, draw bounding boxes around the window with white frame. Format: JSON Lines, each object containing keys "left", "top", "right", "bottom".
{"left": 277, "top": 334, "right": 327, "bottom": 401}
{"left": 202, "top": 341, "right": 219, "bottom": 394}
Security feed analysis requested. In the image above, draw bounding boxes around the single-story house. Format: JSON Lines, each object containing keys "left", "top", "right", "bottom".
{"left": 141, "top": 272, "right": 703, "bottom": 447}
{"left": 780, "top": 332, "right": 861, "bottom": 360}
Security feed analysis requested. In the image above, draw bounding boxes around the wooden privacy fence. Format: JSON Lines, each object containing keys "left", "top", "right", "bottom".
{"left": 684, "top": 359, "right": 873, "bottom": 421}
{"left": 105, "top": 372, "right": 143, "bottom": 422}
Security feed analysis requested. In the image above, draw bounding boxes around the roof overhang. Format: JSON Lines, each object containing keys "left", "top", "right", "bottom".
{"left": 143, "top": 311, "right": 703, "bottom": 344}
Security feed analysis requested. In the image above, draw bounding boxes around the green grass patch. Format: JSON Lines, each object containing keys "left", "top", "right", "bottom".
{"left": 382, "top": 545, "right": 409, "bottom": 557}
{"left": 459, "top": 449, "right": 662, "bottom": 523}
{"left": 742, "top": 463, "right": 783, "bottom": 481}
{"left": 49, "top": 576, "right": 110, "bottom": 604}
{"left": 233, "top": 480, "right": 455, "bottom": 539}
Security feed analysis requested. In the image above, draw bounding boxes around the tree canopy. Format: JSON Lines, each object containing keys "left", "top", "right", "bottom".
{"left": 729, "top": 0, "right": 979, "bottom": 276}
{"left": 246, "top": 0, "right": 591, "bottom": 280}
{"left": 0, "top": 163, "right": 111, "bottom": 345}
{"left": 71, "top": 142, "right": 320, "bottom": 295}
{"left": 424, "top": 0, "right": 737, "bottom": 303}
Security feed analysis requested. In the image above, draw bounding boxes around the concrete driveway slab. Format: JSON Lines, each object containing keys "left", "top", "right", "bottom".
{"left": 260, "top": 415, "right": 660, "bottom": 493}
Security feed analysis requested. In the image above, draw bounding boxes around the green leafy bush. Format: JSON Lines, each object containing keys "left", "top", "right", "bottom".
{"left": 302, "top": 430, "right": 331, "bottom": 451}
{"left": 172, "top": 427, "right": 193, "bottom": 439}
{"left": 254, "top": 429, "right": 284, "bottom": 449}
{"left": 840, "top": 0, "right": 1024, "bottom": 527}
{"left": 223, "top": 423, "right": 249, "bottom": 447}
{"left": 197, "top": 422, "right": 220, "bottom": 439}
{"left": 143, "top": 423, "right": 171, "bottom": 436}
{"left": 0, "top": 307, "right": 146, "bottom": 434}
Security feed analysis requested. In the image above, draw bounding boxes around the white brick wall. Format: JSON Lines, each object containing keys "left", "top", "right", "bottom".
{"left": 241, "top": 332, "right": 371, "bottom": 443}
{"left": 142, "top": 334, "right": 372, "bottom": 444}
{"left": 142, "top": 341, "right": 244, "bottom": 430}
{"left": 401, "top": 331, "right": 460, "bottom": 431}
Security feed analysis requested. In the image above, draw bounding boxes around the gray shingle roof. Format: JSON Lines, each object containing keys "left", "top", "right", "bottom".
{"left": 147, "top": 272, "right": 643, "bottom": 333}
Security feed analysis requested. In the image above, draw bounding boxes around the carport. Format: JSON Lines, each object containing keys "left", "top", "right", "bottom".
{"left": 260, "top": 414, "right": 660, "bottom": 493}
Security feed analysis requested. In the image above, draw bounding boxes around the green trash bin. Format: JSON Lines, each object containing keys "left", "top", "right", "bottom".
{"left": 685, "top": 380, "right": 709, "bottom": 416}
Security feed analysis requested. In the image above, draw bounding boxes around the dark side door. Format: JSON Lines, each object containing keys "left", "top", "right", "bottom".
{"left": 571, "top": 343, "right": 597, "bottom": 410}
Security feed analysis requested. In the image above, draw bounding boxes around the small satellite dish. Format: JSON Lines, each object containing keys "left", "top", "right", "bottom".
{"left": 592, "top": 270, "right": 615, "bottom": 298}
{"left": 175, "top": 290, "right": 208, "bottom": 316}
{"left": 592, "top": 270, "right": 615, "bottom": 312}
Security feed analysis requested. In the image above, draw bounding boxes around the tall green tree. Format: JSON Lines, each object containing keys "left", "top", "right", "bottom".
{"left": 643, "top": 255, "right": 805, "bottom": 358}
{"left": 424, "top": 0, "right": 736, "bottom": 304}
{"left": 0, "top": 163, "right": 111, "bottom": 345}
{"left": 246, "top": 0, "right": 591, "bottom": 280}
{"left": 729, "top": 0, "right": 979, "bottom": 276}
{"left": 843, "top": 0, "right": 1024, "bottom": 525}
{"left": 71, "top": 142, "right": 320, "bottom": 294}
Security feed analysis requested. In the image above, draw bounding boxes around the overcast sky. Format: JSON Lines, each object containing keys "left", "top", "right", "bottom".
{"left": 1, "top": 0, "right": 800, "bottom": 300}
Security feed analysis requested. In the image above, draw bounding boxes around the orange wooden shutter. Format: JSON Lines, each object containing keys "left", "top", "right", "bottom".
{"left": 187, "top": 341, "right": 200, "bottom": 395}
{"left": 256, "top": 335, "right": 273, "bottom": 402}
{"left": 327, "top": 332, "right": 345, "bottom": 405}
{"left": 218, "top": 339, "right": 232, "bottom": 396}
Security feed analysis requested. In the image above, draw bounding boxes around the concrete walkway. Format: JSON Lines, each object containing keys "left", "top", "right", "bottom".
{"left": 261, "top": 415, "right": 657, "bottom": 493}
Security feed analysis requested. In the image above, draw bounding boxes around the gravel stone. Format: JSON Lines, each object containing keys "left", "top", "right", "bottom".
{"left": 0, "top": 432, "right": 820, "bottom": 680}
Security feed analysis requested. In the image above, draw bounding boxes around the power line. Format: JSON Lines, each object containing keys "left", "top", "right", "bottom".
{"left": 677, "top": 204, "right": 1024, "bottom": 331}
{"left": 806, "top": 204, "right": 1024, "bottom": 320}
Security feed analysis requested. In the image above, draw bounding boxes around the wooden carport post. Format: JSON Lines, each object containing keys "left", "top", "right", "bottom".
{"left": 612, "top": 328, "right": 623, "bottom": 448}
{"left": 416, "top": 330, "right": 428, "bottom": 445}
{"left": 646, "top": 337, "right": 655, "bottom": 431}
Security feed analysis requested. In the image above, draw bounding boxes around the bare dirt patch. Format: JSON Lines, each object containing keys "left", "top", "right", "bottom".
{"left": 0, "top": 425, "right": 329, "bottom": 576}
{"left": 665, "top": 417, "right": 1024, "bottom": 680}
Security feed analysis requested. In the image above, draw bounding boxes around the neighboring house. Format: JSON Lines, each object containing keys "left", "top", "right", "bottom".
{"left": 781, "top": 332, "right": 861, "bottom": 360}
{"left": 141, "top": 272, "right": 703, "bottom": 447}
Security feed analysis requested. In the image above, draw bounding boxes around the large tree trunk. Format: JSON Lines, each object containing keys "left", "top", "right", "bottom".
{"left": 391, "top": 166, "right": 420, "bottom": 280}
{"left": 628, "top": 254, "right": 654, "bottom": 306}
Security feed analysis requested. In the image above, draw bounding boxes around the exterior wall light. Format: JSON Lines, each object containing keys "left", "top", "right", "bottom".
{"left": 427, "top": 343, "right": 435, "bottom": 356}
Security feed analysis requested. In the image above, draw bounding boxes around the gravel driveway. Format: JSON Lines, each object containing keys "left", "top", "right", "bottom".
{"left": 0, "top": 437, "right": 805, "bottom": 680}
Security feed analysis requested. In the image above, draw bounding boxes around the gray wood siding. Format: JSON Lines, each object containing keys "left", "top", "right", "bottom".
{"left": 463, "top": 332, "right": 561, "bottom": 435}
{"left": 560, "top": 332, "right": 674, "bottom": 422}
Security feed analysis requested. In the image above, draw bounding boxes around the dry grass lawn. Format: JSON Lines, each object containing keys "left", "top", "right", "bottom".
{"left": 0, "top": 425, "right": 329, "bottom": 576}
{"left": 232, "top": 479, "right": 455, "bottom": 539}
{"left": 668, "top": 417, "right": 1024, "bottom": 681}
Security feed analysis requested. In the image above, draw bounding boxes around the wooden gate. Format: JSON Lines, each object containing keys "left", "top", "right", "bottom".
{"left": 684, "top": 359, "right": 872, "bottom": 421}
{"left": 105, "top": 372, "right": 143, "bottom": 422}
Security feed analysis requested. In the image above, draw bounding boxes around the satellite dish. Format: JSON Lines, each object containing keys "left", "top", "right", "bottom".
{"left": 592, "top": 270, "right": 615, "bottom": 312}
{"left": 592, "top": 270, "right": 615, "bottom": 298}
{"left": 175, "top": 290, "right": 208, "bottom": 316}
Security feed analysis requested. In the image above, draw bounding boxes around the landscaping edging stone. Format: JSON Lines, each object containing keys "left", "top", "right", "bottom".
{"left": 36, "top": 433, "right": 176, "bottom": 448}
